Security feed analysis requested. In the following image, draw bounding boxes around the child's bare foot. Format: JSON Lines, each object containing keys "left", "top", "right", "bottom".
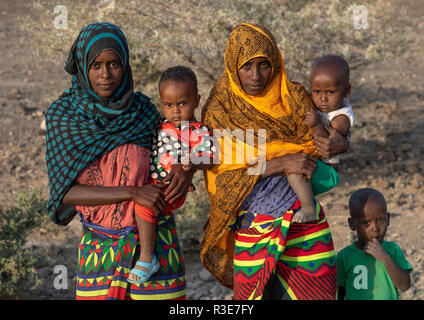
{"left": 292, "top": 209, "right": 316, "bottom": 223}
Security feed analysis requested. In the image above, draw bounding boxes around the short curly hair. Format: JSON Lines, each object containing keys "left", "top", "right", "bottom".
{"left": 159, "top": 65, "right": 198, "bottom": 95}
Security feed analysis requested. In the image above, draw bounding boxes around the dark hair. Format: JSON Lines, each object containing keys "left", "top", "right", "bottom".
{"left": 349, "top": 188, "right": 387, "bottom": 219}
{"left": 311, "top": 54, "right": 350, "bottom": 86}
{"left": 159, "top": 65, "right": 198, "bottom": 95}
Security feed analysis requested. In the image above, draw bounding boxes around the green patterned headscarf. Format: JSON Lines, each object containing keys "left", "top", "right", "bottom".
{"left": 45, "top": 22, "right": 160, "bottom": 225}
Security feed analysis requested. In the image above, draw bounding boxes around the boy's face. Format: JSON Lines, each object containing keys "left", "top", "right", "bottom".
{"left": 348, "top": 197, "right": 390, "bottom": 248}
{"left": 310, "top": 66, "right": 351, "bottom": 113}
{"left": 159, "top": 80, "right": 200, "bottom": 126}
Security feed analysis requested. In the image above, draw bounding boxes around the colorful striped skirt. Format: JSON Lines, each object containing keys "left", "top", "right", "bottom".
{"left": 233, "top": 200, "right": 337, "bottom": 300}
{"left": 76, "top": 214, "right": 186, "bottom": 300}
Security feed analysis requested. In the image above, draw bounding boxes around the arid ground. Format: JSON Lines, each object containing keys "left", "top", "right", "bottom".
{"left": 0, "top": 0, "right": 423, "bottom": 300}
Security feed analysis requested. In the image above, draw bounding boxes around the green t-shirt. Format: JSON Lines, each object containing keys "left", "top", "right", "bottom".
{"left": 337, "top": 241, "right": 413, "bottom": 300}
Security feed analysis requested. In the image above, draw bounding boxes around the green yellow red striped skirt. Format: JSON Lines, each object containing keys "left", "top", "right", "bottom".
{"left": 76, "top": 214, "right": 186, "bottom": 300}
{"left": 232, "top": 199, "right": 337, "bottom": 300}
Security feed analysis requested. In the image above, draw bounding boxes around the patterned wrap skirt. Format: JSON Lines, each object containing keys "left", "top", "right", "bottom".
{"left": 232, "top": 199, "right": 337, "bottom": 300}
{"left": 76, "top": 214, "right": 186, "bottom": 300}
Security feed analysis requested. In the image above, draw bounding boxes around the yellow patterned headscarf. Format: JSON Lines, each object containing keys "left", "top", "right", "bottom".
{"left": 200, "top": 23, "right": 316, "bottom": 288}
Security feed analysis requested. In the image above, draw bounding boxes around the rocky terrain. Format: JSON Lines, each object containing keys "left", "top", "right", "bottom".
{"left": 0, "top": 0, "right": 422, "bottom": 300}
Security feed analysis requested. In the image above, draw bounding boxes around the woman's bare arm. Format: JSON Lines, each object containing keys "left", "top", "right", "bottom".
{"left": 259, "top": 153, "right": 316, "bottom": 180}
{"left": 63, "top": 183, "right": 167, "bottom": 215}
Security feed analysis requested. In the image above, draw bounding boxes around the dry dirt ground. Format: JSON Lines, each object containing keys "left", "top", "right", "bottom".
{"left": 1, "top": 0, "right": 423, "bottom": 300}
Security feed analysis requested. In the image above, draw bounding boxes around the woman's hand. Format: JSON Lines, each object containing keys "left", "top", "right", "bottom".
{"left": 163, "top": 164, "right": 195, "bottom": 204}
{"left": 261, "top": 152, "right": 316, "bottom": 180}
{"left": 314, "top": 126, "right": 349, "bottom": 159}
{"left": 131, "top": 184, "right": 167, "bottom": 216}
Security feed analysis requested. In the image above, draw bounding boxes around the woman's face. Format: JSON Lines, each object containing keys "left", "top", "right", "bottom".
{"left": 237, "top": 57, "right": 272, "bottom": 96}
{"left": 88, "top": 50, "right": 123, "bottom": 98}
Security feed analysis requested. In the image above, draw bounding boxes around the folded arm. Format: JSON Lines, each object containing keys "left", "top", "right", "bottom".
{"left": 62, "top": 183, "right": 167, "bottom": 216}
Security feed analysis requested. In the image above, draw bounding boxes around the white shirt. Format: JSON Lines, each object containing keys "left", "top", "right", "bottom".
{"left": 317, "top": 99, "right": 355, "bottom": 164}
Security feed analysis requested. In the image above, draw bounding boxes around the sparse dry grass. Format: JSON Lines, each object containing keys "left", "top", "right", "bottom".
{"left": 14, "top": 0, "right": 420, "bottom": 252}
{"left": 19, "top": 0, "right": 416, "bottom": 103}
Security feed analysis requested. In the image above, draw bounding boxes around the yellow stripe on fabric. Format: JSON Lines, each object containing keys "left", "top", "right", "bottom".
{"left": 112, "top": 279, "right": 132, "bottom": 289}
{"left": 235, "top": 232, "right": 263, "bottom": 238}
{"left": 281, "top": 250, "right": 334, "bottom": 262}
{"left": 76, "top": 288, "right": 110, "bottom": 297}
{"left": 77, "top": 284, "right": 186, "bottom": 300}
{"left": 235, "top": 233, "right": 285, "bottom": 252}
{"left": 234, "top": 258, "right": 265, "bottom": 267}
{"left": 128, "top": 290, "right": 186, "bottom": 300}
{"left": 286, "top": 228, "right": 331, "bottom": 246}
{"left": 248, "top": 287, "right": 263, "bottom": 300}
{"left": 235, "top": 216, "right": 290, "bottom": 235}
{"left": 275, "top": 273, "right": 298, "bottom": 300}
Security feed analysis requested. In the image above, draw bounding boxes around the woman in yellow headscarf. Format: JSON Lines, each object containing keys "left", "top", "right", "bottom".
{"left": 200, "top": 23, "right": 348, "bottom": 300}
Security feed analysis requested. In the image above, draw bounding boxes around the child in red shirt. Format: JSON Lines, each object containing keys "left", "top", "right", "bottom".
{"left": 128, "top": 66, "right": 215, "bottom": 284}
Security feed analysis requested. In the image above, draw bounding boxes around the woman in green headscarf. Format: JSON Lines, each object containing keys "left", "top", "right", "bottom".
{"left": 45, "top": 22, "right": 193, "bottom": 300}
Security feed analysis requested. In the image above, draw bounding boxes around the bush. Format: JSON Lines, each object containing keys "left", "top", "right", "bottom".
{"left": 0, "top": 188, "right": 50, "bottom": 298}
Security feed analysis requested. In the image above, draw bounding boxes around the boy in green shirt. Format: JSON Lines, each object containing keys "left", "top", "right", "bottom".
{"left": 337, "top": 188, "right": 412, "bottom": 300}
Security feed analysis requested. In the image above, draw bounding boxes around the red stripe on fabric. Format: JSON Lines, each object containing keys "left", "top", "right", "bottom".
{"left": 235, "top": 233, "right": 263, "bottom": 243}
{"left": 291, "top": 268, "right": 322, "bottom": 300}
{"left": 284, "top": 240, "right": 334, "bottom": 257}
{"left": 287, "top": 220, "right": 329, "bottom": 240}
{"left": 277, "top": 262, "right": 336, "bottom": 300}
{"left": 297, "top": 270, "right": 328, "bottom": 300}
{"left": 235, "top": 250, "right": 268, "bottom": 262}
{"left": 317, "top": 272, "right": 337, "bottom": 299}
{"left": 234, "top": 279, "right": 256, "bottom": 300}
{"left": 310, "top": 272, "right": 336, "bottom": 299}
{"left": 108, "top": 283, "right": 128, "bottom": 300}
{"left": 277, "top": 264, "right": 308, "bottom": 300}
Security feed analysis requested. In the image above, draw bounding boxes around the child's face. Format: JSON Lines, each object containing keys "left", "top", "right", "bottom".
{"left": 348, "top": 197, "right": 390, "bottom": 248}
{"left": 310, "top": 66, "right": 351, "bottom": 113}
{"left": 159, "top": 80, "right": 200, "bottom": 126}
{"left": 88, "top": 50, "right": 123, "bottom": 98}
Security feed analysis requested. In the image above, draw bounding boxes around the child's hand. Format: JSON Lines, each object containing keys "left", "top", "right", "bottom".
{"left": 305, "top": 110, "right": 320, "bottom": 127}
{"left": 163, "top": 164, "right": 195, "bottom": 204}
{"left": 364, "top": 238, "right": 411, "bottom": 291}
{"left": 364, "top": 238, "right": 390, "bottom": 262}
{"left": 181, "top": 164, "right": 192, "bottom": 171}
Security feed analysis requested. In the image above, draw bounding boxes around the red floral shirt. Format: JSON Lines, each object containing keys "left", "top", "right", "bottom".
{"left": 150, "top": 120, "right": 215, "bottom": 182}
